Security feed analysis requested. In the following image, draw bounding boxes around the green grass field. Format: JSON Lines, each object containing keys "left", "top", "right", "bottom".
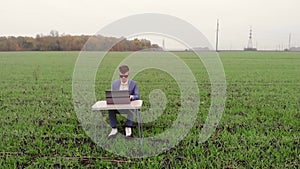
{"left": 0, "top": 51, "right": 299, "bottom": 168}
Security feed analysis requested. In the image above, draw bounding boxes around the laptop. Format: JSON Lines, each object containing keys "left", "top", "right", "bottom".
{"left": 105, "top": 90, "right": 130, "bottom": 105}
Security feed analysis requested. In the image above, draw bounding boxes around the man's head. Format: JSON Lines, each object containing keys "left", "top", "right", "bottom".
{"left": 119, "top": 65, "right": 129, "bottom": 83}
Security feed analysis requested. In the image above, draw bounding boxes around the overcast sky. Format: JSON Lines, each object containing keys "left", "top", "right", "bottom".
{"left": 1, "top": 0, "right": 299, "bottom": 50}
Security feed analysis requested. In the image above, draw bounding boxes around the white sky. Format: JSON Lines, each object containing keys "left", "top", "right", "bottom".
{"left": 0, "top": 0, "right": 299, "bottom": 50}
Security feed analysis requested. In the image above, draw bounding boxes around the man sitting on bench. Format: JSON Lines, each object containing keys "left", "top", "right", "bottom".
{"left": 108, "top": 65, "right": 140, "bottom": 138}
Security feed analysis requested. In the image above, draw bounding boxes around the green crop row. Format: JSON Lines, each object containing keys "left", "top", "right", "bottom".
{"left": 0, "top": 51, "right": 299, "bottom": 168}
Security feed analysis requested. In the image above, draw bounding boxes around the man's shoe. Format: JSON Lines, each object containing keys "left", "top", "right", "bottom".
{"left": 125, "top": 127, "right": 132, "bottom": 137}
{"left": 108, "top": 128, "right": 118, "bottom": 138}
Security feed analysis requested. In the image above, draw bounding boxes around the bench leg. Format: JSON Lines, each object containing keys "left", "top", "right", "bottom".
{"left": 136, "top": 109, "right": 143, "bottom": 145}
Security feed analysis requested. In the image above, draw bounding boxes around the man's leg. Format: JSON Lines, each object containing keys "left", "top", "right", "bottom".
{"left": 126, "top": 110, "right": 134, "bottom": 127}
{"left": 125, "top": 110, "right": 134, "bottom": 137}
{"left": 109, "top": 110, "right": 117, "bottom": 128}
{"left": 108, "top": 110, "right": 118, "bottom": 137}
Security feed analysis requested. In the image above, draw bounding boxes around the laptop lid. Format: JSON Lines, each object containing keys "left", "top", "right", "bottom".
{"left": 105, "top": 90, "right": 130, "bottom": 104}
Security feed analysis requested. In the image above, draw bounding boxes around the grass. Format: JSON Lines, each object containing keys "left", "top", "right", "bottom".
{"left": 0, "top": 51, "right": 299, "bottom": 168}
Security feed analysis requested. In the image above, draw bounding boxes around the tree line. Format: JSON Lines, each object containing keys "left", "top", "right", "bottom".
{"left": 0, "top": 31, "right": 161, "bottom": 51}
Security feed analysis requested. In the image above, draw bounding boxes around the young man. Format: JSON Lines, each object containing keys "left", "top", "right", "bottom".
{"left": 108, "top": 65, "right": 140, "bottom": 137}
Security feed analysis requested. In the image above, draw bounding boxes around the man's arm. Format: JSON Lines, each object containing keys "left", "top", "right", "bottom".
{"left": 130, "top": 81, "right": 140, "bottom": 100}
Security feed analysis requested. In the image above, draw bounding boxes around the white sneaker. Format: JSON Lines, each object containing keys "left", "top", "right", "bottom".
{"left": 108, "top": 128, "right": 118, "bottom": 137}
{"left": 125, "top": 127, "right": 132, "bottom": 137}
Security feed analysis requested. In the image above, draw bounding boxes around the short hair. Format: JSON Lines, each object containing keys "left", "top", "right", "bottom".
{"left": 119, "top": 65, "right": 129, "bottom": 74}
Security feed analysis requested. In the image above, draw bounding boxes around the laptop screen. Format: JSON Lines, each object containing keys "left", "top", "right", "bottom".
{"left": 105, "top": 90, "right": 130, "bottom": 104}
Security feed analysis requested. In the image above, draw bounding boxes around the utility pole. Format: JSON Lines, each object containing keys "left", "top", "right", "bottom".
{"left": 288, "top": 33, "right": 292, "bottom": 50}
{"left": 247, "top": 26, "right": 253, "bottom": 49}
{"left": 216, "top": 19, "right": 219, "bottom": 52}
{"left": 244, "top": 26, "right": 257, "bottom": 51}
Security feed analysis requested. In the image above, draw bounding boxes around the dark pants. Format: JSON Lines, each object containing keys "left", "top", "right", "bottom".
{"left": 108, "top": 110, "right": 134, "bottom": 128}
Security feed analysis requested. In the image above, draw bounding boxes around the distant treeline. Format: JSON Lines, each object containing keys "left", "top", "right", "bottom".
{"left": 289, "top": 47, "right": 300, "bottom": 51}
{"left": 0, "top": 32, "right": 160, "bottom": 51}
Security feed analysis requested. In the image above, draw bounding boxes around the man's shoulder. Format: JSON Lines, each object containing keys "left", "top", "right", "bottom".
{"left": 129, "top": 80, "right": 137, "bottom": 84}
{"left": 111, "top": 80, "right": 120, "bottom": 88}
{"left": 112, "top": 79, "right": 120, "bottom": 84}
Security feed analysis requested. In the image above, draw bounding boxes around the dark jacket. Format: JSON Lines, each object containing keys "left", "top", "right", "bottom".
{"left": 111, "top": 79, "right": 140, "bottom": 100}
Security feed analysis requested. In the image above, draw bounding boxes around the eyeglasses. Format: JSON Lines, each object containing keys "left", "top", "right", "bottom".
{"left": 119, "top": 75, "right": 128, "bottom": 78}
